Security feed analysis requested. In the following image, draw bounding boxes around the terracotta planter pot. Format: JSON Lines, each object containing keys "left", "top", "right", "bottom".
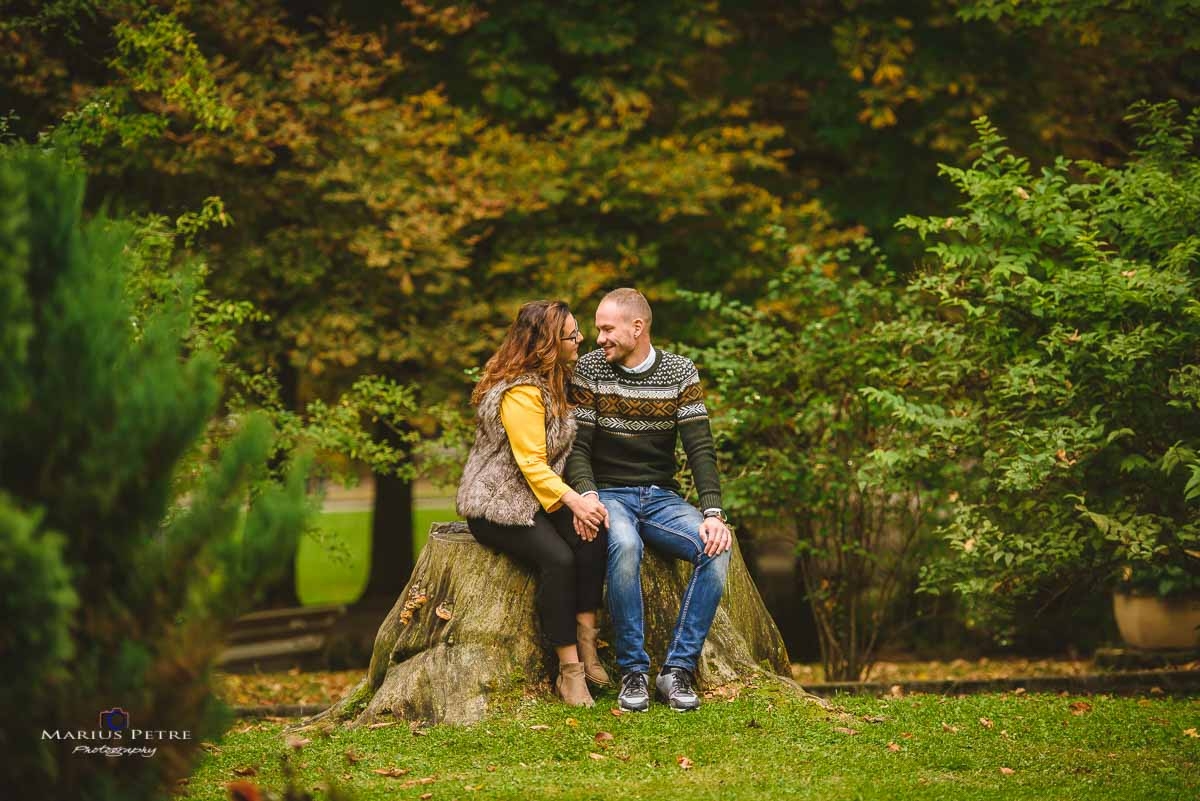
{"left": 1112, "top": 592, "right": 1200, "bottom": 650}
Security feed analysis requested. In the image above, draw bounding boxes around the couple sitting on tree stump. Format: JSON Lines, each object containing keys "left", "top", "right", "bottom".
{"left": 456, "top": 288, "right": 734, "bottom": 712}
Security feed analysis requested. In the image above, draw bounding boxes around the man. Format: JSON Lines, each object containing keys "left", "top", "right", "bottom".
{"left": 566, "top": 287, "right": 733, "bottom": 712}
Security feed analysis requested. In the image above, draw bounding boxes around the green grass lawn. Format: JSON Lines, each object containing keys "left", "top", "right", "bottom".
{"left": 184, "top": 686, "right": 1198, "bottom": 800}
{"left": 296, "top": 508, "right": 457, "bottom": 606}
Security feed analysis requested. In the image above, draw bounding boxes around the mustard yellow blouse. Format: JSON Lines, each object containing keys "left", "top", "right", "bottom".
{"left": 499, "top": 385, "right": 573, "bottom": 513}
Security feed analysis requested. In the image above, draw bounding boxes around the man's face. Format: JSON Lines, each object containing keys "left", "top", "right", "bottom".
{"left": 595, "top": 300, "right": 639, "bottom": 364}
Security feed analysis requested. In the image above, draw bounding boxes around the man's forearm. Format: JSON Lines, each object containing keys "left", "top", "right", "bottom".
{"left": 565, "top": 422, "right": 599, "bottom": 495}
{"left": 679, "top": 419, "right": 722, "bottom": 511}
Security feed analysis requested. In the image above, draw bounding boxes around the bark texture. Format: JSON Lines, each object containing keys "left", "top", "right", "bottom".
{"left": 315, "top": 521, "right": 797, "bottom": 727}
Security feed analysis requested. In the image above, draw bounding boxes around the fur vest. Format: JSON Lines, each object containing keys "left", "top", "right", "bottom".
{"left": 455, "top": 374, "right": 577, "bottom": 526}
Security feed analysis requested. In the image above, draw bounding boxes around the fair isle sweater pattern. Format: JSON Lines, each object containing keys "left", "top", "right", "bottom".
{"left": 566, "top": 348, "right": 722, "bottom": 510}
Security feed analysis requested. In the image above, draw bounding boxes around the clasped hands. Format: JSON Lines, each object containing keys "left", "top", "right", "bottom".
{"left": 563, "top": 491, "right": 608, "bottom": 541}
{"left": 564, "top": 491, "right": 733, "bottom": 556}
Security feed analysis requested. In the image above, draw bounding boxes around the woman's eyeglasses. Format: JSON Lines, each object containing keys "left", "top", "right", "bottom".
{"left": 561, "top": 329, "right": 583, "bottom": 343}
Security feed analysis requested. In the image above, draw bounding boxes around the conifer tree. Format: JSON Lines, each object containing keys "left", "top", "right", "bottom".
{"left": 0, "top": 147, "right": 312, "bottom": 799}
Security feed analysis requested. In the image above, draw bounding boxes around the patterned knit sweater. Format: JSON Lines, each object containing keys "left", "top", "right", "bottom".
{"left": 565, "top": 347, "right": 722, "bottom": 510}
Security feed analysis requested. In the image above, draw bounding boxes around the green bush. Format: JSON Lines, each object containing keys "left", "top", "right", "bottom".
{"left": 868, "top": 101, "right": 1200, "bottom": 642}
{"left": 690, "top": 240, "right": 951, "bottom": 681}
{"left": 0, "top": 147, "right": 312, "bottom": 799}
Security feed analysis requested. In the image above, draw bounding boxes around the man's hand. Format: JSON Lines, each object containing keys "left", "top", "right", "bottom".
{"left": 574, "top": 514, "right": 599, "bottom": 541}
{"left": 699, "top": 516, "right": 732, "bottom": 556}
{"left": 564, "top": 491, "right": 608, "bottom": 542}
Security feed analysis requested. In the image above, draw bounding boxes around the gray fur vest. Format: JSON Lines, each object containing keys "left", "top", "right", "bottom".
{"left": 455, "top": 374, "right": 577, "bottom": 526}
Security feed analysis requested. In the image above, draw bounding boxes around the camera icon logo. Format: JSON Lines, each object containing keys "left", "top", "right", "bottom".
{"left": 99, "top": 708, "right": 129, "bottom": 732}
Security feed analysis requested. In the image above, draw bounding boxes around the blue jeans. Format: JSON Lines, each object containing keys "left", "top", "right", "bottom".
{"left": 599, "top": 486, "right": 731, "bottom": 675}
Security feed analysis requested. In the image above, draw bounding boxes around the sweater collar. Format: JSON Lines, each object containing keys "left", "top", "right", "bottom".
{"left": 612, "top": 346, "right": 661, "bottom": 379}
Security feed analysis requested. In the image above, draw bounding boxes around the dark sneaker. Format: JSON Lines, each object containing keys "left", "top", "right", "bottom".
{"left": 655, "top": 667, "right": 700, "bottom": 712}
{"left": 617, "top": 671, "right": 651, "bottom": 712}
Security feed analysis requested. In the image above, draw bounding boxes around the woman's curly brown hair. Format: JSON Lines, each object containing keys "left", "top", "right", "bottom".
{"left": 471, "top": 300, "right": 574, "bottom": 418}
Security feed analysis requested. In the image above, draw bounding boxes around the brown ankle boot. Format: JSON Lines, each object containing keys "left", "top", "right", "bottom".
{"left": 555, "top": 662, "right": 594, "bottom": 707}
{"left": 577, "top": 622, "right": 612, "bottom": 686}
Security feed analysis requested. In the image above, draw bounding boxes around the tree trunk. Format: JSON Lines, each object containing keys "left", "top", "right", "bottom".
{"left": 258, "top": 358, "right": 302, "bottom": 607}
{"left": 362, "top": 467, "right": 414, "bottom": 601}
{"left": 312, "top": 522, "right": 803, "bottom": 728}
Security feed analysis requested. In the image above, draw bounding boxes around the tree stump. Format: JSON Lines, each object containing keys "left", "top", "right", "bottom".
{"left": 313, "top": 521, "right": 799, "bottom": 727}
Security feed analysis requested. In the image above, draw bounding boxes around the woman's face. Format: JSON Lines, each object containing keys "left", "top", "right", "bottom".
{"left": 558, "top": 312, "right": 582, "bottom": 363}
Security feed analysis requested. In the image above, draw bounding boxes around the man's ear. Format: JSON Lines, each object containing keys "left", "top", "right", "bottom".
{"left": 632, "top": 318, "right": 645, "bottom": 338}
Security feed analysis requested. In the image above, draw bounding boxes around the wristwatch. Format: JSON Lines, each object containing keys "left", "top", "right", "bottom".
{"left": 703, "top": 508, "right": 729, "bottom": 524}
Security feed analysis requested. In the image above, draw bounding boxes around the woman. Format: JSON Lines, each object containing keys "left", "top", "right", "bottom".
{"left": 455, "top": 300, "right": 611, "bottom": 707}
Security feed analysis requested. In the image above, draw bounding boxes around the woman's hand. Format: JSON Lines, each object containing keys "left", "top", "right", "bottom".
{"left": 562, "top": 490, "right": 608, "bottom": 541}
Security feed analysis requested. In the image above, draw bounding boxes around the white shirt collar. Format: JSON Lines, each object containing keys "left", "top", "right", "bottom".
{"left": 625, "top": 346, "right": 656, "bottom": 374}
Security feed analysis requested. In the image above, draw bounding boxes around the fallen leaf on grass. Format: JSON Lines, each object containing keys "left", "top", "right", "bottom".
{"left": 1069, "top": 701, "right": 1092, "bottom": 716}
{"left": 901, "top": 732, "right": 915, "bottom": 739}
{"left": 1184, "top": 728, "right": 1199, "bottom": 738}
{"left": 595, "top": 731, "right": 615, "bottom": 743}
{"left": 200, "top": 741, "right": 222, "bottom": 754}
{"left": 588, "top": 753, "right": 605, "bottom": 760}
{"left": 232, "top": 766, "right": 258, "bottom": 777}
{"left": 420, "top": 794, "right": 432, "bottom": 800}
{"left": 285, "top": 735, "right": 310, "bottom": 750}
{"left": 833, "top": 727, "right": 858, "bottom": 736}
{"left": 941, "top": 722, "right": 959, "bottom": 733}
{"left": 367, "top": 721, "right": 398, "bottom": 730}
{"left": 1013, "top": 687, "right": 1026, "bottom": 696}
{"left": 565, "top": 718, "right": 578, "bottom": 727}
{"left": 226, "top": 780, "right": 260, "bottom": 801}
{"left": 372, "top": 767, "right": 410, "bottom": 778}
{"left": 862, "top": 715, "right": 886, "bottom": 724}
{"left": 343, "top": 750, "right": 364, "bottom": 764}
{"left": 887, "top": 742, "right": 902, "bottom": 752}
{"left": 889, "top": 685, "right": 905, "bottom": 698}
{"left": 610, "top": 708, "right": 624, "bottom": 717}
{"left": 529, "top": 724, "right": 550, "bottom": 731}
{"left": 399, "top": 777, "right": 436, "bottom": 789}
{"left": 677, "top": 755, "right": 694, "bottom": 770}
{"left": 999, "top": 767, "right": 1015, "bottom": 775}
{"left": 486, "top": 765, "right": 497, "bottom": 772}
{"left": 979, "top": 717, "right": 994, "bottom": 729}
{"left": 464, "top": 784, "right": 484, "bottom": 791}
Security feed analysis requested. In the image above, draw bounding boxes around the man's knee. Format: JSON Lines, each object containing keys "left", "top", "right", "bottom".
{"left": 703, "top": 548, "right": 731, "bottom": 583}
{"left": 607, "top": 525, "right": 642, "bottom": 578}
{"left": 609, "top": 536, "right": 641, "bottom": 566}
{"left": 606, "top": 519, "right": 642, "bottom": 556}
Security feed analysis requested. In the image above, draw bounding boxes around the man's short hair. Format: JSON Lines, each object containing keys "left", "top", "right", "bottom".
{"left": 601, "top": 287, "right": 652, "bottom": 330}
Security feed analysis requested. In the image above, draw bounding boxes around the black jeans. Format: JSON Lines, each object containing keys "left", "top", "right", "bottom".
{"left": 467, "top": 506, "right": 607, "bottom": 647}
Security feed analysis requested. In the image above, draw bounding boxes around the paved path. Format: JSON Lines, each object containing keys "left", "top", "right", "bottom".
{"left": 317, "top": 476, "right": 454, "bottom": 513}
